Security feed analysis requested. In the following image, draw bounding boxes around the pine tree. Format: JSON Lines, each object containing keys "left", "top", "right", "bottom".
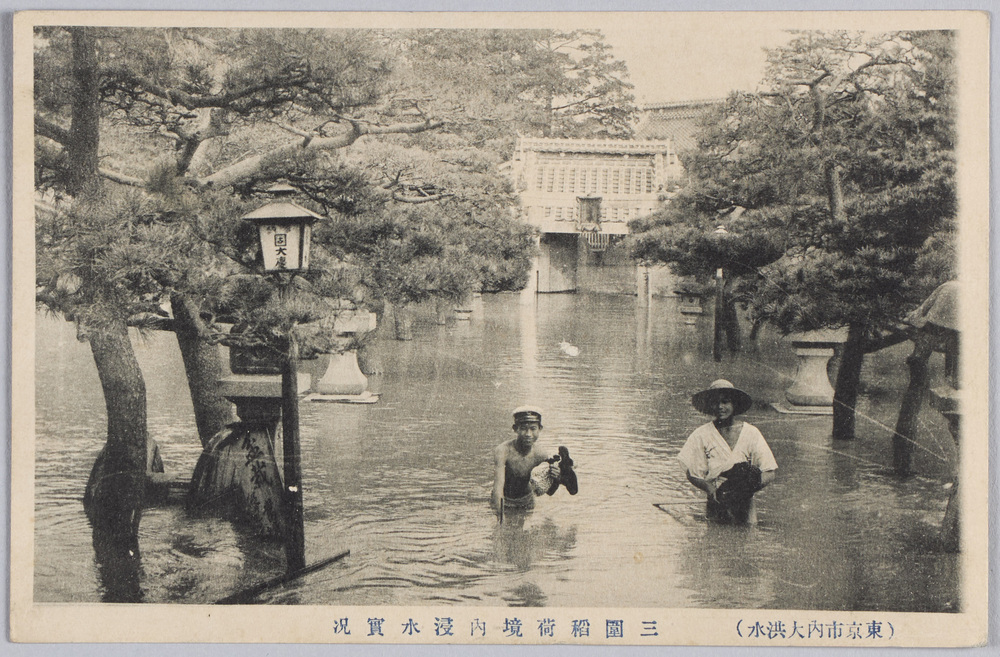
{"left": 631, "top": 30, "right": 956, "bottom": 439}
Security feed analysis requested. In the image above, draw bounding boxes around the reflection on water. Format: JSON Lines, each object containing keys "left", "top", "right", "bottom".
{"left": 34, "top": 293, "right": 958, "bottom": 610}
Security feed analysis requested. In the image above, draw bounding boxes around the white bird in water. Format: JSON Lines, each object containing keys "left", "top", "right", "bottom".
{"left": 559, "top": 341, "right": 580, "bottom": 357}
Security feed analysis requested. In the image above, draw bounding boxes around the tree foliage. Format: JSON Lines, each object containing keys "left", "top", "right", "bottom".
{"left": 631, "top": 30, "right": 956, "bottom": 336}
{"left": 35, "top": 27, "right": 635, "bottom": 321}
{"left": 32, "top": 25, "right": 639, "bottom": 562}
{"left": 394, "top": 29, "right": 635, "bottom": 146}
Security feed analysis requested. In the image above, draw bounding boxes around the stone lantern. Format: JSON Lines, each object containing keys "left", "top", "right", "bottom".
{"left": 674, "top": 279, "right": 705, "bottom": 325}
{"left": 201, "top": 184, "right": 320, "bottom": 572}
{"left": 895, "top": 280, "right": 961, "bottom": 551}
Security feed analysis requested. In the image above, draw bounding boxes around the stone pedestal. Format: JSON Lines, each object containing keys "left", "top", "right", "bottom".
{"left": 314, "top": 351, "right": 368, "bottom": 395}
{"left": 786, "top": 346, "right": 836, "bottom": 406}
{"left": 435, "top": 299, "right": 453, "bottom": 325}
{"left": 773, "top": 329, "right": 847, "bottom": 415}
{"left": 454, "top": 294, "right": 474, "bottom": 321}
{"left": 309, "top": 309, "right": 380, "bottom": 403}
{"left": 305, "top": 351, "right": 378, "bottom": 403}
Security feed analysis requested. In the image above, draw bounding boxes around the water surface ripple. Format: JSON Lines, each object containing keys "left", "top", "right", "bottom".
{"left": 34, "top": 293, "right": 958, "bottom": 610}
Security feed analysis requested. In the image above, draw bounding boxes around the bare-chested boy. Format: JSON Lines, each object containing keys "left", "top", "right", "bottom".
{"left": 491, "top": 406, "right": 558, "bottom": 519}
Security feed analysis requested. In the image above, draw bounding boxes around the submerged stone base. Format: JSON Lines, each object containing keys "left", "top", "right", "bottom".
{"left": 771, "top": 401, "right": 833, "bottom": 416}
{"left": 305, "top": 390, "right": 380, "bottom": 404}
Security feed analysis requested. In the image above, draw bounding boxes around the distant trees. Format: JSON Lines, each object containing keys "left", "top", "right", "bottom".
{"left": 631, "top": 31, "right": 956, "bottom": 439}
{"left": 394, "top": 29, "right": 635, "bottom": 144}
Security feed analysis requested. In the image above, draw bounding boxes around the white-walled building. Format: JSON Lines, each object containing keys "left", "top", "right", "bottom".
{"left": 507, "top": 100, "right": 721, "bottom": 295}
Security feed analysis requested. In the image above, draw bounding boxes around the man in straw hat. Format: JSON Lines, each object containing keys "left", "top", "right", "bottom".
{"left": 678, "top": 380, "right": 777, "bottom": 524}
{"left": 491, "top": 406, "right": 575, "bottom": 522}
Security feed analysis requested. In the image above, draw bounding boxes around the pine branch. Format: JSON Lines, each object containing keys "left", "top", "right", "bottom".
{"left": 196, "top": 118, "right": 444, "bottom": 190}
{"left": 102, "top": 65, "right": 308, "bottom": 112}
{"left": 35, "top": 115, "right": 71, "bottom": 144}
{"left": 35, "top": 131, "right": 147, "bottom": 188}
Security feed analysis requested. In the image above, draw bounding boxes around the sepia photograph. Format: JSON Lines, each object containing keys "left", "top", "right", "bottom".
{"left": 9, "top": 9, "right": 990, "bottom": 646}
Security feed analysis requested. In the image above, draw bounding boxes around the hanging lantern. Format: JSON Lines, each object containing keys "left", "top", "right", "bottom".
{"left": 242, "top": 190, "right": 322, "bottom": 273}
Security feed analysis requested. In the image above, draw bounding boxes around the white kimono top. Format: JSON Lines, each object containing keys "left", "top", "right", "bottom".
{"left": 677, "top": 421, "right": 778, "bottom": 483}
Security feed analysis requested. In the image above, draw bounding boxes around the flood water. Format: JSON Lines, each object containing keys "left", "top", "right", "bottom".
{"left": 34, "top": 292, "right": 959, "bottom": 610}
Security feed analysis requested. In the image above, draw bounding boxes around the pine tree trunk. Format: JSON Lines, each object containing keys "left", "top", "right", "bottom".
{"left": 66, "top": 28, "right": 101, "bottom": 197}
{"left": 171, "top": 293, "right": 233, "bottom": 446}
{"left": 824, "top": 161, "right": 847, "bottom": 223}
{"left": 65, "top": 25, "right": 148, "bottom": 601}
{"left": 713, "top": 272, "right": 724, "bottom": 362}
{"left": 83, "top": 318, "right": 148, "bottom": 559}
{"left": 392, "top": 302, "right": 414, "bottom": 341}
{"left": 722, "top": 290, "right": 742, "bottom": 353}
{"left": 832, "top": 322, "right": 866, "bottom": 440}
{"left": 543, "top": 91, "right": 554, "bottom": 138}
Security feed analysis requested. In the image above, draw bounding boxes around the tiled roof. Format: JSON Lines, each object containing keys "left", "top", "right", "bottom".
{"left": 641, "top": 99, "right": 725, "bottom": 112}
{"left": 508, "top": 100, "right": 724, "bottom": 164}
{"left": 636, "top": 99, "right": 723, "bottom": 152}
{"left": 242, "top": 201, "right": 323, "bottom": 221}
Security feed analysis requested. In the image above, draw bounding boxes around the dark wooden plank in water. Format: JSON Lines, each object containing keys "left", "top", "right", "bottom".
{"left": 215, "top": 550, "right": 351, "bottom": 604}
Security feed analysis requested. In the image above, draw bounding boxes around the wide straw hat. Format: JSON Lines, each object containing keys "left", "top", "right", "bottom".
{"left": 691, "top": 379, "right": 753, "bottom": 416}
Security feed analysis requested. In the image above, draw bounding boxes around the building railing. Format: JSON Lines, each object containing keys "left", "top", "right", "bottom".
{"left": 516, "top": 137, "right": 672, "bottom": 155}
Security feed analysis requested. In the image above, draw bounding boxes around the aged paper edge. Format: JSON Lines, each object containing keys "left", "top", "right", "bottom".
{"left": 9, "top": 9, "right": 991, "bottom": 646}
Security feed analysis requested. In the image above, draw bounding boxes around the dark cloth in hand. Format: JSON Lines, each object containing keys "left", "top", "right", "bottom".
{"left": 544, "top": 446, "right": 579, "bottom": 496}
{"left": 716, "top": 461, "right": 762, "bottom": 505}
{"left": 558, "top": 446, "right": 578, "bottom": 495}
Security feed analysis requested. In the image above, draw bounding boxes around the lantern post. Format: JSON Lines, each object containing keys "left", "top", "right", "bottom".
{"left": 242, "top": 187, "right": 321, "bottom": 573}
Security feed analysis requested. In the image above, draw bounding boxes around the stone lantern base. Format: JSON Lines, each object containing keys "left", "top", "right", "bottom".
{"left": 772, "top": 328, "right": 847, "bottom": 416}
{"left": 306, "top": 350, "right": 379, "bottom": 404}
{"left": 187, "top": 366, "right": 310, "bottom": 534}
{"left": 771, "top": 401, "right": 835, "bottom": 416}
{"left": 187, "top": 375, "right": 293, "bottom": 538}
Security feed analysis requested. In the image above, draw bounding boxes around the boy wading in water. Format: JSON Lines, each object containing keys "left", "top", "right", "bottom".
{"left": 678, "top": 380, "right": 777, "bottom": 525}
{"left": 492, "top": 407, "right": 576, "bottom": 522}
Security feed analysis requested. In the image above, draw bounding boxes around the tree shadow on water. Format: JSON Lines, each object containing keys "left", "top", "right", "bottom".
{"left": 92, "top": 528, "right": 144, "bottom": 603}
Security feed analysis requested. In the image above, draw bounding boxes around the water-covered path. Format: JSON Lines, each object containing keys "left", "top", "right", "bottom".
{"left": 34, "top": 293, "right": 959, "bottom": 610}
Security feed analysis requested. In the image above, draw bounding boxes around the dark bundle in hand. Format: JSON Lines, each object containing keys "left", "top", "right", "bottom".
{"left": 558, "top": 446, "right": 578, "bottom": 495}
{"left": 715, "top": 461, "right": 762, "bottom": 507}
{"left": 544, "top": 446, "right": 579, "bottom": 496}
